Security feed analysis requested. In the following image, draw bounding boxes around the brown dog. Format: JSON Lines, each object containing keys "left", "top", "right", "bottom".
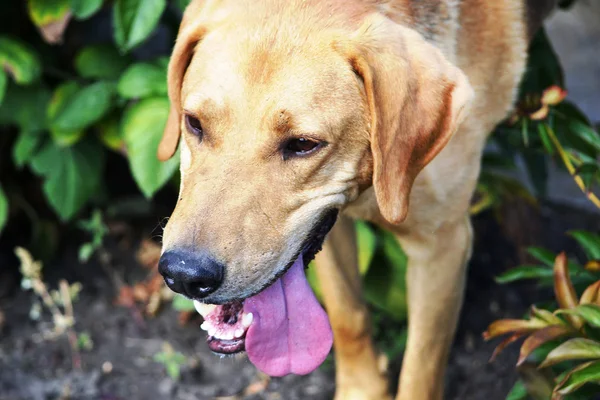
{"left": 157, "top": 1, "right": 555, "bottom": 398}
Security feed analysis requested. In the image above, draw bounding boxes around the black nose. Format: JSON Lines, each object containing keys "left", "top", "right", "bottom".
{"left": 158, "top": 250, "right": 224, "bottom": 298}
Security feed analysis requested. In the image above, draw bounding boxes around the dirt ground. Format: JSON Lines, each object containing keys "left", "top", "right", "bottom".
{"left": 0, "top": 202, "right": 598, "bottom": 400}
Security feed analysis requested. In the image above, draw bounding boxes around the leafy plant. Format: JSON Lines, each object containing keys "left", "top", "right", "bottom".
{"left": 472, "top": 29, "right": 600, "bottom": 217}
{"left": 15, "top": 246, "right": 86, "bottom": 368}
{"left": 485, "top": 235, "right": 600, "bottom": 399}
{"left": 0, "top": 1, "right": 185, "bottom": 236}
{"left": 153, "top": 342, "right": 188, "bottom": 381}
{"left": 77, "top": 209, "right": 109, "bottom": 263}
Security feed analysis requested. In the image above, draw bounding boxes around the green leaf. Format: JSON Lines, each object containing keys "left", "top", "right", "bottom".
{"left": 113, "top": 0, "right": 166, "bottom": 52}
{"left": 556, "top": 304, "right": 600, "bottom": 329}
{"left": 506, "top": 380, "right": 528, "bottom": 400}
{"left": 575, "top": 163, "right": 599, "bottom": 190}
{"left": 47, "top": 82, "right": 85, "bottom": 146}
{"left": 363, "top": 230, "right": 407, "bottom": 320}
{"left": 49, "top": 81, "right": 116, "bottom": 134}
{"left": 28, "top": 0, "right": 70, "bottom": 27}
{"left": 29, "top": 139, "right": 105, "bottom": 221}
{"left": 569, "top": 231, "right": 600, "bottom": 261}
{"left": 117, "top": 62, "right": 167, "bottom": 99}
{"left": 0, "top": 185, "right": 8, "bottom": 235}
{"left": 174, "top": 0, "right": 191, "bottom": 12}
{"left": 0, "top": 70, "right": 6, "bottom": 105}
{"left": 78, "top": 242, "right": 95, "bottom": 262}
{"left": 495, "top": 265, "right": 554, "bottom": 284}
{"left": 96, "top": 115, "right": 123, "bottom": 150}
{"left": 0, "top": 83, "right": 51, "bottom": 132}
{"left": 71, "top": 0, "right": 103, "bottom": 19}
{"left": 75, "top": 45, "right": 131, "bottom": 79}
{"left": 0, "top": 36, "right": 42, "bottom": 85}
{"left": 522, "top": 149, "right": 548, "bottom": 197}
{"left": 481, "top": 152, "right": 516, "bottom": 170}
{"left": 540, "top": 338, "right": 600, "bottom": 368}
{"left": 356, "top": 221, "right": 376, "bottom": 275}
{"left": 537, "top": 123, "right": 555, "bottom": 155}
{"left": 569, "top": 120, "right": 600, "bottom": 153}
{"left": 172, "top": 294, "right": 196, "bottom": 311}
{"left": 122, "top": 97, "right": 179, "bottom": 197}
{"left": 555, "top": 361, "right": 600, "bottom": 395}
{"left": 166, "top": 362, "right": 181, "bottom": 381}
{"left": 13, "top": 129, "right": 44, "bottom": 167}
{"left": 306, "top": 261, "right": 323, "bottom": 302}
{"left": 518, "top": 29, "right": 564, "bottom": 96}
{"left": 154, "top": 56, "right": 169, "bottom": 70}
{"left": 527, "top": 247, "right": 557, "bottom": 267}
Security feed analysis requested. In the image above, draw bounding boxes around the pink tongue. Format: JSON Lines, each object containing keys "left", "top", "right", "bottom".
{"left": 243, "top": 254, "right": 333, "bottom": 376}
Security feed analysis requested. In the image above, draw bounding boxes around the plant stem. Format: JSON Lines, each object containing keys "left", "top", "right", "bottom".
{"left": 544, "top": 124, "right": 600, "bottom": 209}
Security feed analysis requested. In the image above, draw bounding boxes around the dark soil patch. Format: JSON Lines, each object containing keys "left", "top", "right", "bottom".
{"left": 0, "top": 202, "right": 598, "bottom": 400}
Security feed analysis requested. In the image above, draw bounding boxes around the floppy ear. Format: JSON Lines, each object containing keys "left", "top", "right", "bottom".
{"left": 346, "top": 17, "right": 474, "bottom": 224}
{"left": 157, "top": 4, "right": 207, "bottom": 161}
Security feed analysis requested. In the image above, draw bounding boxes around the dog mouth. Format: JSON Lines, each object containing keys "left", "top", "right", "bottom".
{"left": 195, "top": 300, "right": 250, "bottom": 354}
{"left": 192, "top": 210, "right": 338, "bottom": 375}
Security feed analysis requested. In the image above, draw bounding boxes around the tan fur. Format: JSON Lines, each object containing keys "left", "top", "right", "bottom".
{"left": 160, "top": 0, "right": 540, "bottom": 398}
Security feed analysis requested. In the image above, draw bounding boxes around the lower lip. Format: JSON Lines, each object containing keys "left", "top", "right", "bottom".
{"left": 207, "top": 336, "right": 246, "bottom": 354}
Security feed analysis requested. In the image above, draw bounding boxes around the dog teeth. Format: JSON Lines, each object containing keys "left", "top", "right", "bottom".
{"left": 242, "top": 313, "right": 253, "bottom": 328}
{"left": 208, "top": 327, "right": 217, "bottom": 337}
{"left": 200, "top": 321, "right": 210, "bottom": 331}
{"left": 193, "top": 300, "right": 217, "bottom": 317}
{"left": 234, "top": 329, "right": 245, "bottom": 338}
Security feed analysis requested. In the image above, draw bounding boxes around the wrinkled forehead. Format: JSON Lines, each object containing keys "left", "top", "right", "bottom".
{"left": 181, "top": 27, "right": 362, "bottom": 131}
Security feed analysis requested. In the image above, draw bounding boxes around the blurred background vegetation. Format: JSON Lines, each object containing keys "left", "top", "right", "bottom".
{"left": 0, "top": 0, "right": 599, "bottom": 399}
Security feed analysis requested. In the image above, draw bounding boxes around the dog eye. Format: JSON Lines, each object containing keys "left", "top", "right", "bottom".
{"left": 185, "top": 114, "right": 203, "bottom": 138}
{"left": 282, "top": 137, "right": 322, "bottom": 160}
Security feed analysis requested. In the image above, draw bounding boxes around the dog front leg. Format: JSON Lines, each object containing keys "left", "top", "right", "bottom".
{"left": 395, "top": 215, "right": 473, "bottom": 400}
{"left": 315, "top": 215, "right": 391, "bottom": 400}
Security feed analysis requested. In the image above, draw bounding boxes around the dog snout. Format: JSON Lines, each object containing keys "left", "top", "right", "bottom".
{"left": 158, "top": 250, "right": 224, "bottom": 299}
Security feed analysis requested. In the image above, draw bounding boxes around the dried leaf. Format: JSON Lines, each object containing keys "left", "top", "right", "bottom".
{"left": 132, "top": 282, "right": 150, "bottom": 302}
{"left": 490, "top": 333, "right": 524, "bottom": 361}
{"left": 517, "top": 325, "right": 572, "bottom": 366}
{"left": 15, "top": 247, "right": 43, "bottom": 280}
{"left": 585, "top": 261, "right": 600, "bottom": 273}
{"left": 38, "top": 12, "right": 72, "bottom": 44}
{"left": 136, "top": 239, "right": 161, "bottom": 269}
{"left": 243, "top": 373, "right": 270, "bottom": 396}
{"left": 115, "top": 286, "right": 136, "bottom": 308}
{"left": 531, "top": 306, "right": 565, "bottom": 326}
{"left": 177, "top": 311, "right": 194, "bottom": 325}
{"left": 147, "top": 273, "right": 164, "bottom": 294}
{"left": 580, "top": 281, "right": 600, "bottom": 305}
{"left": 554, "top": 252, "right": 583, "bottom": 329}
{"left": 530, "top": 105, "right": 549, "bottom": 121}
{"left": 541, "top": 86, "right": 567, "bottom": 106}
{"left": 146, "top": 291, "right": 161, "bottom": 316}
{"left": 483, "top": 318, "right": 548, "bottom": 341}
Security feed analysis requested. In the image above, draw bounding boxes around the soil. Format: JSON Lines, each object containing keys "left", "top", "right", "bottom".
{"left": 0, "top": 202, "right": 599, "bottom": 400}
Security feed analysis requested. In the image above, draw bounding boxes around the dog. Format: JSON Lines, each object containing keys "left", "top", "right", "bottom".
{"left": 156, "top": 1, "right": 555, "bottom": 398}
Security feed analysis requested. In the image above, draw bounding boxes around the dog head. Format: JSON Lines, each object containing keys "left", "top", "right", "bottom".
{"left": 157, "top": 2, "right": 473, "bottom": 305}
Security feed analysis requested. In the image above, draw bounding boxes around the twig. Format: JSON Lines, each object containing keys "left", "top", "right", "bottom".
{"left": 544, "top": 124, "right": 600, "bottom": 209}
{"left": 60, "top": 280, "right": 81, "bottom": 369}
